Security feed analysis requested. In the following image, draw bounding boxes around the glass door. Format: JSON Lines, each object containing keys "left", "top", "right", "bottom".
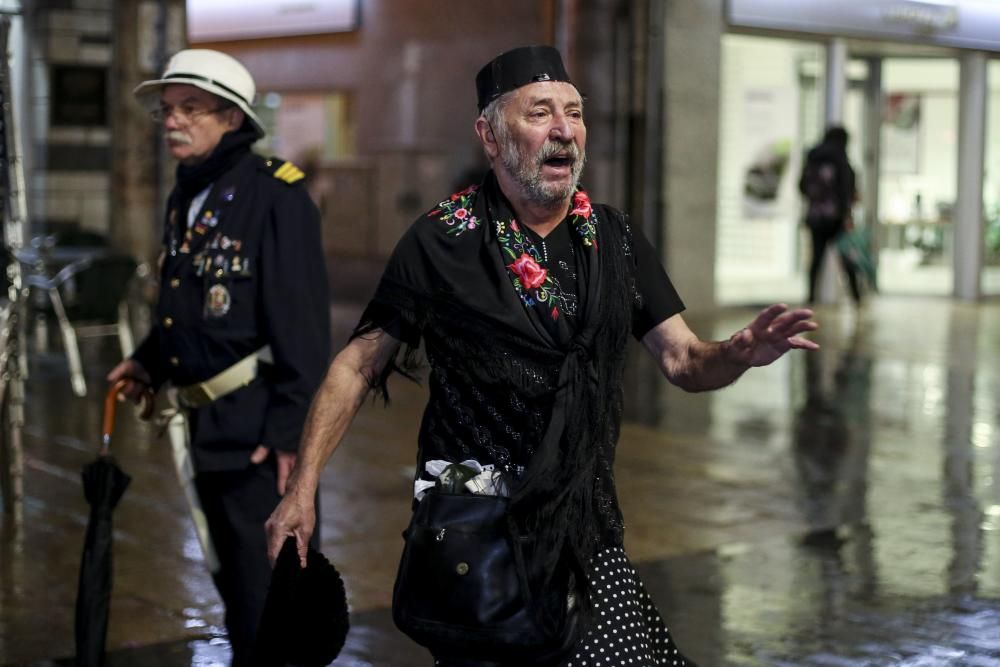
{"left": 982, "top": 60, "right": 1000, "bottom": 296}
{"left": 876, "top": 58, "right": 958, "bottom": 296}
{"left": 715, "top": 34, "right": 826, "bottom": 305}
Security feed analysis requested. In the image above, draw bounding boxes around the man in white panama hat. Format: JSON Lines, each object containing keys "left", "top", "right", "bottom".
{"left": 108, "top": 49, "right": 331, "bottom": 665}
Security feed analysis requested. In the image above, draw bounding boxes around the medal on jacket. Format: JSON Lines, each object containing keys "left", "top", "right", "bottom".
{"left": 206, "top": 284, "right": 231, "bottom": 317}
{"left": 194, "top": 210, "right": 218, "bottom": 235}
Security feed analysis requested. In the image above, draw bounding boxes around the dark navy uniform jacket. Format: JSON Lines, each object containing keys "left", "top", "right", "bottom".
{"left": 133, "top": 152, "right": 332, "bottom": 471}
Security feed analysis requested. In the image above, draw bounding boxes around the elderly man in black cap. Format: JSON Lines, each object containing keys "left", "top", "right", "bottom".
{"left": 107, "top": 49, "right": 331, "bottom": 665}
{"left": 267, "top": 45, "right": 817, "bottom": 666}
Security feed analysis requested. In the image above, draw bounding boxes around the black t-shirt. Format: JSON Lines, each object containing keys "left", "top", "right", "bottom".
{"left": 521, "top": 219, "right": 683, "bottom": 340}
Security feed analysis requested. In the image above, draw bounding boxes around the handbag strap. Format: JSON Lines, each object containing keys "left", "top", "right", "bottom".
{"left": 506, "top": 515, "right": 534, "bottom": 608}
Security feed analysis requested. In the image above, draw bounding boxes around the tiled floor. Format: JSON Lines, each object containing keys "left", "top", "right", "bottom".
{"left": 3, "top": 296, "right": 1000, "bottom": 666}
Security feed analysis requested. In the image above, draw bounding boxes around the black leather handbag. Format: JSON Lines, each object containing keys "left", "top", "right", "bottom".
{"left": 392, "top": 490, "right": 579, "bottom": 663}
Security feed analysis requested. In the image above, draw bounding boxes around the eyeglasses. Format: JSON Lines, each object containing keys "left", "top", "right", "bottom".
{"left": 149, "top": 104, "right": 232, "bottom": 124}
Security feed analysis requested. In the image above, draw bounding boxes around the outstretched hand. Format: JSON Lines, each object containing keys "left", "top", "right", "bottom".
{"left": 728, "top": 304, "right": 819, "bottom": 367}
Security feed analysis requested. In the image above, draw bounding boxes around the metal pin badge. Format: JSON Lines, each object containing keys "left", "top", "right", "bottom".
{"left": 206, "top": 284, "right": 231, "bottom": 317}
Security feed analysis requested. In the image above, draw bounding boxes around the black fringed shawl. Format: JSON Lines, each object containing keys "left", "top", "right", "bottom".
{"left": 354, "top": 173, "right": 641, "bottom": 612}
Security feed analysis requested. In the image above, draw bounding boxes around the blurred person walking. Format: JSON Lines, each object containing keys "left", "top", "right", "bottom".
{"left": 799, "top": 126, "right": 862, "bottom": 305}
{"left": 266, "top": 45, "right": 818, "bottom": 666}
{"left": 106, "top": 49, "right": 331, "bottom": 666}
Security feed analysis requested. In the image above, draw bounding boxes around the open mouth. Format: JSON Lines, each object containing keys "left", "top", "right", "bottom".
{"left": 542, "top": 155, "right": 574, "bottom": 169}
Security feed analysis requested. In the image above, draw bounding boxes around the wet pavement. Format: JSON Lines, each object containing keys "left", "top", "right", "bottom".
{"left": 2, "top": 296, "right": 1000, "bottom": 666}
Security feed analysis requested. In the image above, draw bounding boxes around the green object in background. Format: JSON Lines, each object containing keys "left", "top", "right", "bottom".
{"left": 837, "top": 225, "right": 878, "bottom": 293}
{"left": 437, "top": 463, "right": 478, "bottom": 494}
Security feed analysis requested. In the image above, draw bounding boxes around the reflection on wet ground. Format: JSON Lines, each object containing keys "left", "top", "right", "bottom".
{"left": 3, "top": 297, "right": 1000, "bottom": 666}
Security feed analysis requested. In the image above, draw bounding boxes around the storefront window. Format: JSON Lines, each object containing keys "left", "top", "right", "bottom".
{"left": 878, "top": 59, "right": 958, "bottom": 296}
{"left": 716, "top": 35, "right": 825, "bottom": 305}
{"left": 983, "top": 60, "right": 1000, "bottom": 295}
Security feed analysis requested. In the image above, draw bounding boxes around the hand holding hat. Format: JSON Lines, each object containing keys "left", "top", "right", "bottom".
{"left": 254, "top": 537, "right": 350, "bottom": 666}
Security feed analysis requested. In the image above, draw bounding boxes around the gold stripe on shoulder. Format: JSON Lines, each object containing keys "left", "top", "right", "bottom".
{"left": 271, "top": 161, "right": 306, "bottom": 184}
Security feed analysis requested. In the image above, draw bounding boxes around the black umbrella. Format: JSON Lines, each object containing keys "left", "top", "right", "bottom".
{"left": 74, "top": 379, "right": 152, "bottom": 666}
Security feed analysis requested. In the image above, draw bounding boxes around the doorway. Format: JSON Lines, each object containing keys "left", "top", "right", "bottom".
{"left": 873, "top": 58, "right": 959, "bottom": 296}
{"left": 716, "top": 36, "right": 966, "bottom": 304}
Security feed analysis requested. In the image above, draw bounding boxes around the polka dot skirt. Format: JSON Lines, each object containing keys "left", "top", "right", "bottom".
{"left": 556, "top": 546, "right": 691, "bottom": 667}
{"left": 433, "top": 546, "right": 692, "bottom": 667}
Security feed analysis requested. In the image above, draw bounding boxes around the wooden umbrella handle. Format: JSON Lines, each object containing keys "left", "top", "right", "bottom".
{"left": 101, "top": 379, "right": 154, "bottom": 455}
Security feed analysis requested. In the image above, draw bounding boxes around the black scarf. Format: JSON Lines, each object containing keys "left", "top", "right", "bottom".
{"left": 481, "top": 177, "right": 632, "bottom": 610}
{"left": 355, "top": 173, "right": 635, "bottom": 613}
{"left": 173, "top": 125, "right": 258, "bottom": 206}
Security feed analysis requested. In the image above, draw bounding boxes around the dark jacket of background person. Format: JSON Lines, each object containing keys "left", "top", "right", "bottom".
{"left": 798, "top": 126, "right": 861, "bottom": 303}
{"left": 799, "top": 127, "right": 856, "bottom": 232}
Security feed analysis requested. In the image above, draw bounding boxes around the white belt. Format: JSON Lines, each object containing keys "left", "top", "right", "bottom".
{"left": 176, "top": 345, "right": 272, "bottom": 408}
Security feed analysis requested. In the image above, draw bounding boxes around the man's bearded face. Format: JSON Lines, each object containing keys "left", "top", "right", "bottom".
{"left": 492, "top": 81, "right": 587, "bottom": 209}
{"left": 499, "top": 133, "right": 586, "bottom": 209}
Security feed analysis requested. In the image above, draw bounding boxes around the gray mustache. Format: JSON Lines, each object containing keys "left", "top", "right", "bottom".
{"left": 166, "top": 131, "right": 192, "bottom": 145}
{"left": 537, "top": 141, "right": 579, "bottom": 164}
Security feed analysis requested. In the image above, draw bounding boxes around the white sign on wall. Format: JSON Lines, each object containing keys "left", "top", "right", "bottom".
{"left": 741, "top": 86, "right": 795, "bottom": 220}
{"left": 728, "top": 0, "right": 1000, "bottom": 52}
{"left": 187, "top": 0, "right": 360, "bottom": 42}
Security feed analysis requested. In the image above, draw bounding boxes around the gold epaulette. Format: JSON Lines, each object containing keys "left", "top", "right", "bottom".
{"left": 266, "top": 159, "right": 306, "bottom": 184}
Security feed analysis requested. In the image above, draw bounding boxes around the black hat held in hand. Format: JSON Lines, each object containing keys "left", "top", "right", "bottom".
{"left": 254, "top": 537, "right": 350, "bottom": 666}
{"left": 475, "top": 45, "right": 574, "bottom": 112}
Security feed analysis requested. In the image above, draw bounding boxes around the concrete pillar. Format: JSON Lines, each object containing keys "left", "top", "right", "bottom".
{"left": 108, "top": 0, "right": 186, "bottom": 264}
{"left": 662, "top": 0, "right": 723, "bottom": 311}
{"left": 572, "top": 0, "right": 624, "bottom": 209}
{"left": 953, "top": 51, "right": 987, "bottom": 301}
{"left": 817, "top": 38, "right": 848, "bottom": 304}
{"left": 862, "top": 58, "right": 882, "bottom": 234}
{"left": 824, "top": 38, "right": 847, "bottom": 125}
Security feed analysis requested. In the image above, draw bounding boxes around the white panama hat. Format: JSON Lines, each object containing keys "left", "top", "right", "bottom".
{"left": 133, "top": 49, "right": 265, "bottom": 139}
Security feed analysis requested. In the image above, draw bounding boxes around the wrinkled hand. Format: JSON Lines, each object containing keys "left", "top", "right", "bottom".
{"left": 728, "top": 304, "right": 819, "bottom": 367}
{"left": 250, "top": 446, "right": 297, "bottom": 496}
{"left": 265, "top": 483, "right": 315, "bottom": 569}
{"left": 106, "top": 358, "right": 152, "bottom": 403}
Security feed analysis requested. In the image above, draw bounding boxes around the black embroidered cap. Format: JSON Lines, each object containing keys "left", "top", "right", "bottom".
{"left": 476, "top": 45, "right": 574, "bottom": 112}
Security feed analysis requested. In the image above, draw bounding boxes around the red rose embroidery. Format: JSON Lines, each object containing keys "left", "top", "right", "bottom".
{"left": 454, "top": 208, "right": 468, "bottom": 219}
{"left": 508, "top": 253, "right": 548, "bottom": 290}
{"left": 570, "top": 191, "right": 592, "bottom": 218}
